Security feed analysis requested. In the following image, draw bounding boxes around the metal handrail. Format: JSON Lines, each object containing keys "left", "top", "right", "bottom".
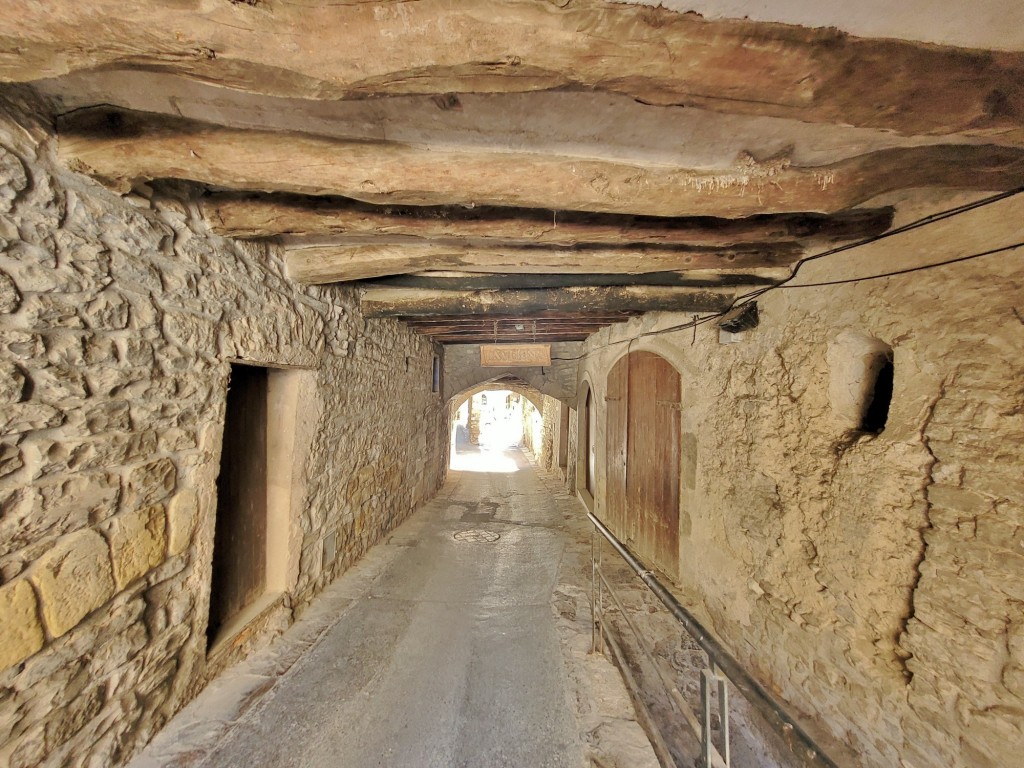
{"left": 588, "top": 511, "right": 839, "bottom": 768}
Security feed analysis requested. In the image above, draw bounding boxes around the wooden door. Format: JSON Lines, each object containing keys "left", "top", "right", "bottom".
{"left": 605, "top": 356, "right": 629, "bottom": 540}
{"left": 209, "top": 364, "right": 269, "bottom": 644}
{"left": 627, "top": 352, "right": 680, "bottom": 575}
{"left": 603, "top": 352, "right": 680, "bottom": 576}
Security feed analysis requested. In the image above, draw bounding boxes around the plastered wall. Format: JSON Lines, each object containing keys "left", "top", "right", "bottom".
{"left": 575, "top": 192, "right": 1024, "bottom": 767}
{"left": 0, "top": 93, "right": 449, "bottom": 768}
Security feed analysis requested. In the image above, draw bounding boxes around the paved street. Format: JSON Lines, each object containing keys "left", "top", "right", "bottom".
{"left": 196, "top": 445, "right": 585, "bottom": 768}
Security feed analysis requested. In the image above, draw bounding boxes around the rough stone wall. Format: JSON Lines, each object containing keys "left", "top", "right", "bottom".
{"left": 0, "top": 93, "right": 448, "bottom": 768}
{"left": 521, "top": 400, "right": 538, "bottom": 458}
{"left": 539, "top": 395, "right": 560, "bottom": 470}
{"left": 467, "top": 393, "right": 481, "bottom": 445}
{"left": 576, "top": 192, "right": 1024, "bottom": 768}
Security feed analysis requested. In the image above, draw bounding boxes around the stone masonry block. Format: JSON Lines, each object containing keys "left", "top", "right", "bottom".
{"left": 109, "top": 504, "right": 167, "bottom": 589}
{"left": 125, "top": 457, "right": 177, "bottom": 508}
{"left": 166, "top": 489, "right": 199, "bottom": 556}
{"left": 29, "top": 528, "right": 115, "bottom": 637}
{"left": 0, "top": 579, "right": 44, "bottom": 670}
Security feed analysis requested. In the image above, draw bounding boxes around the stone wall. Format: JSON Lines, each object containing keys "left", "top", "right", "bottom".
{"left": 0, "top": 93, "right": 449, "bottom": 768}
{"left": 443, "top": 342, "right": 582, "bottom": 406}
{"left": 467, "top": 393, "right": 481, "bottom": 445}
{"left": 538, "top": 395, "right": 560, "bottom": 470}
{"left": 575, "top": 191, "right": 1024, "bottom": 767}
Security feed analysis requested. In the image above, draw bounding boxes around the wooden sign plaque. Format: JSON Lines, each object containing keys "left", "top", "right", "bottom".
{"left": 480, "top": 344, "right": 552, "bottom": 367}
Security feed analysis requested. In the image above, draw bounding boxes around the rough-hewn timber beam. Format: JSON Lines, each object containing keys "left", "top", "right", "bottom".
{"left": 401, "top": 312, "right": 637, "bottom": 322}
{"left": 284, "top": 243, "right": 800, "bottom": 284}
{"left": 6, "top": 0, "right": 1024, "bottom": 137}
{"left": 58, "top": 110, "right": 1024, "bottom": 218}
{"left": 432, "top": 335, "right": 592, "bottom": 344}
{"left": 203, "top": 193, "right": 895, "bottom": 245}
{"left": 360, "top": 286, "right": 734, "bottom": 317}
{"left": 401, "top": 312, "right": 637, "bottom": 323}
{"left": 367, "top": 271, "right": 783, "bottom": 291}
{"left": 407, "top": 322, "right": 620, "bottom": 333}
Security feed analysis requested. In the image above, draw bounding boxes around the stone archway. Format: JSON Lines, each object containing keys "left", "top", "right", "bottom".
{"left": 449, "top": 375, "right": 545, "bottom": 414}
{"left": 447, "top": 375, "right": 545, "bottom": 458}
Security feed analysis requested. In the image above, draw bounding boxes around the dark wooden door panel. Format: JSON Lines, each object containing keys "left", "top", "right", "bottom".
{"left": 210, "top": 364, "right": 269, "bottom": 642}
{"left": 606, "top": 351, "right": 681, "bottom": 577}
{"left": 604, "top": 356, "right": 629, "bottom": 542}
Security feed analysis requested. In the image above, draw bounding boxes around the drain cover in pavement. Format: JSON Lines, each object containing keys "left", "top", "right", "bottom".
{"left": 453, "top": 529, "right": 500, "bottom": 543}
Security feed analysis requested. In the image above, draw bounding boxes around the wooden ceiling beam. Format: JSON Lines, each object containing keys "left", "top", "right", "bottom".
{"left": 6, "top": 0, "right": 1023, "bottom": 137}
{"left": 427, "top": 329, "right": 598, "bottom": 337}
{"left": 202, "top": 193, "right": 895, "bottom": 246}
{"left": 58, "top": 108, "right": 1024, "bottom": 219}
{"left": 366, "top": 271, "right": 783, "bottom": 291}
{"left": 284, "top": 242, "right": 800, "bottom": 284}
{"left": 360, "top": 286, "right": 735, "bottom": 317}
{"left": 405, "top": 325, "right": 614, "bottom": 335}
{"left": 399, "top": 312, "right": 638, "bottom": 323}
{"left": 432, "top": 335, "right": 591, "bottom": 344}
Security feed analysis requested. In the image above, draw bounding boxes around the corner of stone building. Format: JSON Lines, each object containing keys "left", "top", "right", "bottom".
{"left": 0, "top": 93, "right": 451, "bottom": 767}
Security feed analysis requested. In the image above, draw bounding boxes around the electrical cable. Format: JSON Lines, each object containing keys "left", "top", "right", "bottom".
{"left": 549, "top": 186, "right": 1024, "bottom": 362}
{"left": 775, "top": 240, "right": 1024, "bottom": 289}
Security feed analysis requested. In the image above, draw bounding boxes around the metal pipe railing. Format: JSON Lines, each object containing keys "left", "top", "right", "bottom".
{"left": 588, "top": 511, "right": 839, "bottom": 768}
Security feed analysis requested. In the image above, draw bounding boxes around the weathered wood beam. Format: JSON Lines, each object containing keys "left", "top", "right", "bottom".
{"left": 432, "top": 335, "right": 591, "bottom": 344}
{"left": 284, "top": 242, "right": 800, "bottom": 284}
{"left": 6, "top": 0, "right": 1024, "bottom": 137}
{"left": 408, "top": 323, "right": 619, "bottom": 334}
{"left": 203, "top": 193, "right": 895, "bottom": 245}
{"left": 360, "top": 286, "right": 734, "bottom": 317}
{"left": 367, "top": 270, "right": 783, "bottom": 291}
{"left": 401, "top": 312, "right": 637, "bottom": 324}
{"left": 429, "top": 329, "right": 596, "bottom": 337}
{"left": 58, "top": 109, "right": 1024, "bottom": 218}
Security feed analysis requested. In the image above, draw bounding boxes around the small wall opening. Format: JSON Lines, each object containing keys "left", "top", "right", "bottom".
{"left": 827, "top": 332, "right": 895, "bottom": 437}
{"left": 208, "top": 362, "right": 301, "bottom": 651}
{"left": 861, "top": 357, "right": 894, "bottom": 433}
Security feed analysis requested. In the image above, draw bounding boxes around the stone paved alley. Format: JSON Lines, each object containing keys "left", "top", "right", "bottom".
{"left": 128, "top": 445, "right": 656, "bottom": 768}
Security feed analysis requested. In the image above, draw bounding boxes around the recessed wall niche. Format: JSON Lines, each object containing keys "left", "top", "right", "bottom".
{"left": 827, "top": 332, "right": 895, "bottom": 435}
{"left": 208, "top": 362, "right": 305, "bottom": 652}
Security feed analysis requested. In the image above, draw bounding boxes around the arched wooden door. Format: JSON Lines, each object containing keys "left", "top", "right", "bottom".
{"left": 604, "top": 352, "right": 680, "bottom": 576}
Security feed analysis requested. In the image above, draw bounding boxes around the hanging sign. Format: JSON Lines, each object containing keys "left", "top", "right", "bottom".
{"left": 480, "top": 344, "right": 552, "bottom": 367}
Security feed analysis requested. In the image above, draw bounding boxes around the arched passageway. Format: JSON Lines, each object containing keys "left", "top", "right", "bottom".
{"left": 448, "top": 376, "right": 547, "bottom": 471}
{"left": 604, "top": 352, "right": 681, "bottom": 576}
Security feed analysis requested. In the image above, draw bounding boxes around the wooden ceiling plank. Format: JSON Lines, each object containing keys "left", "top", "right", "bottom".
{"left": 202, "top": 192, "right": 894, "bottom": 245}
{"left": 283, "top": 242, "right": 800, "bottom": 284}
{"left": 363, "top": 270, "right": 786, "bottom": 291}
{"left": 399, "top": 312, "right": 639, "bottom": 322}
{"left": 360, "top": 286, "right": 735, "bottom": 317}
{"left": 431, "top": 335, "right": 592, "bottom": 343}
{"left": 58, "top": 108, "right": 1024, "bottom": 220}
{"left": 8, "top": 0, "right": 1024, "bottom": 136}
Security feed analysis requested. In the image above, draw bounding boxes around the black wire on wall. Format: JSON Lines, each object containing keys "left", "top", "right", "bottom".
{"left": 551, "top": 186, "right": 1024, "bottom": 361}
